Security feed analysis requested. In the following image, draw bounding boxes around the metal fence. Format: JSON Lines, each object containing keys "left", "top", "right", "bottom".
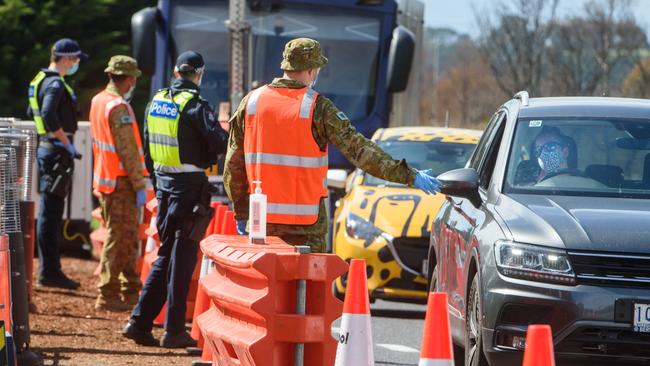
{"left": 0, "top": 147, "right": 21, "bottom": 234}
{"left": 0, "top": 129, "right": 37, "bottom": 201}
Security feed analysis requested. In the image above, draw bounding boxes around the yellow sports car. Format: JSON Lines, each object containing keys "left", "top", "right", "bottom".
{"left": 332, "top": 127, "right": 481, "bottom": 302}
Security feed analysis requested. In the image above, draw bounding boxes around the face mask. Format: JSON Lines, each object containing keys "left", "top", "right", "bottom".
{"left": 537, "top": 148, "right": 562, "bottom": 173}
{"left": 124, "top": 84, "right": 136, "bottom": 102}
{"left": 66, "top": 62, "right": 79, "bottom": 76}
{"left": 309, "top": 69, "right": 320, "bottom": 89}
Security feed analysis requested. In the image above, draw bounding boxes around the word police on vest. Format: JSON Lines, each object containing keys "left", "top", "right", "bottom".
{"left": 150, "top": 100, "right": 179, "bottom": 119}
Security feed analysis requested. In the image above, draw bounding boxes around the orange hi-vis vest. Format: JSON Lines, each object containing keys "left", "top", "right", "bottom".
{"left": 89, "top": 90, "right": 148, "bottom": 194}
{"left": 244, "top": 86, "right": 327, "bottom": 225}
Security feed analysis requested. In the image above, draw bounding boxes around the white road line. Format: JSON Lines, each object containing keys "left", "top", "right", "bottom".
{"left": 377, "top": 343, "right": 420, "bottom": 353}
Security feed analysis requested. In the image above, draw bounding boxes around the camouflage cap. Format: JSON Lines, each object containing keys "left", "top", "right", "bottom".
{"left": 280, "top": 38, "right": 328, "bottom": 71}
{"left": 104, "top": 55, "right": 142, "bottom": 77}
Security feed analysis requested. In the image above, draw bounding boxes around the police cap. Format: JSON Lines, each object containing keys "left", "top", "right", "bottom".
{"left": 53, "top": 38, "right": 89, "bottom": 61}
{"left": 176, "top": 51, "right": 205, "bottom": 73}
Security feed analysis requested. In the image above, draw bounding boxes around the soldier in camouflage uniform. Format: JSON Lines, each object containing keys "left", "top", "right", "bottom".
{"left": 90, "top": 56, "right": 149, "bottom": 311}
{"left": 224, "top": 38, "right": 441, "bottom": 252}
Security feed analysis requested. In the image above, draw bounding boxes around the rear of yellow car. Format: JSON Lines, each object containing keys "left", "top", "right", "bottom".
{"left": 333, "top": 127, "right": 480, "bottom": 302}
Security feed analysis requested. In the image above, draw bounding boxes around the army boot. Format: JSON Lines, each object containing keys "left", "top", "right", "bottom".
{"left": 121, "top": 292, "right": 140, "bottom": 307}
{"left": 95, "top": 295, "right": 131, "bottom": 312}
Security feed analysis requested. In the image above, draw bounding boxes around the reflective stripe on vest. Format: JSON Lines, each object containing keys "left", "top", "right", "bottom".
{"left": 89, "top": 89, "right": 148, "bottom": 194}
{"left": 243, "top": 85, "right": 327, "bottom": 226}
{"left": 28, "top": 71, "right": 75, "bottom": 135}
{"left": 146, "top": 90, "right": 195, "bottom": 167}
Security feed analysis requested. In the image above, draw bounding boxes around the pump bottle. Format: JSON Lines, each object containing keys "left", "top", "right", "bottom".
{"left": 249, "top": 180, "right": 267, "bottom": 244}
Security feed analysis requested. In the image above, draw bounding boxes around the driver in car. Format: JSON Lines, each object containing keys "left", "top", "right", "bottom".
{"left": 533, "top": 126, "right": 577, "bottom": 182}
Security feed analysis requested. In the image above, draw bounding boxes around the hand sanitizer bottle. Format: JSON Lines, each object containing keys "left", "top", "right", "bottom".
{"left": 249, "top": 180, "right": 267, "bottom": 244}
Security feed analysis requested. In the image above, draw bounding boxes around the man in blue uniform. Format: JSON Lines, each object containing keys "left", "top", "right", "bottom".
{"left": 27, "top": 38, "right": 87, "bottom": 289}
{"left": 122, "top": 51, "right": 228, "bottom": 348}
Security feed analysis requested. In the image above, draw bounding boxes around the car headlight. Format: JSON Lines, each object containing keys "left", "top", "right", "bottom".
{"left": 495, "top": 241, "right": 576, "bottom": 285}
{"left": 345, "top": 212, "right": 390, "bottom": 240}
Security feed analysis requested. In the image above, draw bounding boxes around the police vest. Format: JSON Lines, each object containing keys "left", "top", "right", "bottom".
{"left": 243, "top": 86, "right": 327, "bottom": 225}
{"left": 89, "top": 90, "right": 148, "bottom": 194}
{"left": 28, "top": 71, "right": 75, "bottom": 135}
{"left": 146, "top": 89, "right": 197, "bottom": 168}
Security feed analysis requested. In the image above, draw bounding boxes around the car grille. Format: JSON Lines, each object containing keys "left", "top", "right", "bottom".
{"left": 393, "top": 237, "right": 428, "bottom": 274}
{"left": 556, "top": 326, "right": 650, "bottom": 361}
{"left": 568, "top": 252, "right": 650, "bottom": 288}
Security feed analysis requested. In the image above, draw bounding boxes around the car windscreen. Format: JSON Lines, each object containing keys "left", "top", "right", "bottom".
{"left": 505, "top": 117, "right": 650, "bottom": 198}
{"left": 170, "top": 0, "right": 380, "bottom": 121}
{"left": 364, "top": 139, "right": 477, "bottom": 187}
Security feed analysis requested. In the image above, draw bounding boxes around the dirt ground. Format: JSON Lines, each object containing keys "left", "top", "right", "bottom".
{"left": 29, "top": 257, "right": 197, "bottom": 366}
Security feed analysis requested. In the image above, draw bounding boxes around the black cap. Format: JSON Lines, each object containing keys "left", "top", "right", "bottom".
{"left": 175, "top": 51, "right": 205, "bottom": 72}
{"left": 53, "top": 38, "right": 89, "bottom": 61}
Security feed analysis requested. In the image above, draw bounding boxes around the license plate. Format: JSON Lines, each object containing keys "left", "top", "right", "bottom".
{"left": 633, "top": 303, "right": 650, "bottom": 332}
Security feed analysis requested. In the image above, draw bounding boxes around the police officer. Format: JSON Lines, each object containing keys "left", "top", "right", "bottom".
{"left": 122, "top": 51, "right": 228, "bottom": 347}
{"left": 89, "top": 56, "right": 149, "bottom": 311}
{"left": 27, "top": 38, "right": 87, "bottom": 289}
{"left": 224, "top": 38, "right": 441, "bottom": 253}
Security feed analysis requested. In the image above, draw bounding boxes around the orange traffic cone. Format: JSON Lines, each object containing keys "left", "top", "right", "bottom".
{"left": 419, "top": 292, "right": 454, "bottom": 365}
{"left": 213, "top": 205, "right": 227, "bottom": 234}
{"left": 221, "top": 210, "right": 237, "bottom": 235}
{"left": 522, "top": 325, "right": 555, "bottom": 366}
{"left": 190, "top": 255, "right": 213, "bottom": 342}
{"left": 335, "top": 259, "right": 373, "bottom": 366}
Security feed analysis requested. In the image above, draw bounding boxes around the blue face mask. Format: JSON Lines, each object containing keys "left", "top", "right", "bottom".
{"left": 66, "top": 62, "right": 79, "bottom": 76}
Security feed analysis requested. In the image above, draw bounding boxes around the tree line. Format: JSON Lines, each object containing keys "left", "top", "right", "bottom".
{"left": 421, "top": 0, "right": 650, "bottom": 129}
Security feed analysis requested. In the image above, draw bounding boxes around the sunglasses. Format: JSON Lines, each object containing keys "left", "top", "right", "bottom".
{"left": 534, "top": 141, "right": 563, "bottom": 158}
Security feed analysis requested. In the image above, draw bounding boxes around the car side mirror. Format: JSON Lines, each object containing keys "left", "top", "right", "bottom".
{"left": 131, "top": 7, "right": 158, "bottom": 76}
{"left": 438, "top": 168, "right": 482, "bottom": 207}
{"left": 327, "top": 169, "right": 348, "bottom": 191}
{"left": 386, "top": 26, "right": 415, "bottom": 93}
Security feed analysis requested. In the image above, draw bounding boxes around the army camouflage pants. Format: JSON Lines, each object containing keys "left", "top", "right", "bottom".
{"left": 278, "top": 234, "right": 326, "bottom": 253}
{"left": 97, "top": 177, "right": 141, "bottom": 299}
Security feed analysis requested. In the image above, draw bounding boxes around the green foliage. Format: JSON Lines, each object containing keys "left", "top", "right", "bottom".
{"left": 0, "top": 0, "right": 155, "bottom": 120}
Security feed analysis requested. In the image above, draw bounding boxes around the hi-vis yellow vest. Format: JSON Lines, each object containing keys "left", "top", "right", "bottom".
{"left": 146, "top": 90, "right": 196, "bottom": 167}
{"left": 28, "top": 71, "right": 75, "bottom": 135}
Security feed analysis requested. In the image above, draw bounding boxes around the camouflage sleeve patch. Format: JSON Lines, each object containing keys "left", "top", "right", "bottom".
{"left": 120, "top": 114, "right": 134, "bottom": 124}
{"left": 336, "top": 111, "right": 349, "bottom": 121}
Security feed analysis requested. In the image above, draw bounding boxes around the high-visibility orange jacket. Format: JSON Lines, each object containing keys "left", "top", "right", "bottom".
{"left": 244, "top": 86, "right": 327, "bottom": 225}
{"left": 89, "top": 90, "right": 148, "bottom": 194}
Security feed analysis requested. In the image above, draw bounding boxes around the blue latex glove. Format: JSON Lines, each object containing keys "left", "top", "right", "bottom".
{"left": 136, "top": 189, "right": 147, "bottom": 208}
{"left": 236, "top": 220, "right": 248, "bottom": 235}
{"left": 65, "top": 143, "right": 79, "bottom": 158}
{"left": 413, "top": 169, "right": 442, "bottom": 195}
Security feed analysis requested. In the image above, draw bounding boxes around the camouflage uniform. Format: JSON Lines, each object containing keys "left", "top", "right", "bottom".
{"left": 224, "top": 38, "right": 416, "bottom": 253}
{"left": 96, "top": 56, "right": 146, "bottom": 310}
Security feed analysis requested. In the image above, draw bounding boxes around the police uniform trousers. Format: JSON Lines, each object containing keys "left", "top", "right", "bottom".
{"left": 130, "top": 172, "right": 209, "bottom": 334}
{"left": 36, "top": 143, "right": 71, "bottom": 278}
{"left": 97, "top": 177, "right": 141, "bottom": 300}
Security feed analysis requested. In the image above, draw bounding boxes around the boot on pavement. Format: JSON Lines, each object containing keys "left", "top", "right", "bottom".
{"left": 122, "top": 321, "right": 158, "bottom": 347}
{"left": 160, "top": 331, "right": 197, "bottom": 348}
{"left": 95, "top": 295, "right": 131, "bottom": 312}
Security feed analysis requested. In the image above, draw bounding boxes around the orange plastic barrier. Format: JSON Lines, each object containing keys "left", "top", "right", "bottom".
{"left": 197, "top": 234, "right": 347, "bottom": 366}
{"left": 0, "top": 235, "right": 11, "bottom": 333}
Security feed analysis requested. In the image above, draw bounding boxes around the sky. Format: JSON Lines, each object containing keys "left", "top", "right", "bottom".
{"left": 424, "top": 0, "right": 650, "bottom": 37}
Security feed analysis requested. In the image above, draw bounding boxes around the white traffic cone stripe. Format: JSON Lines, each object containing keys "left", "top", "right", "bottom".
{"left": 145, "top": 217, "right": 157, "bottom": 252}
{"left": 418, "top": 359, "right": 454, "bottom": 366}
{"left": 199, "top": 255, "right": 210, "bottom": 277}
{"left": 334, "top": 313, "right": 374, "bottom": 366}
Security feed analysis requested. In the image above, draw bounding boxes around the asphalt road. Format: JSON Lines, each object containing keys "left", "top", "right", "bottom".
{"left": 332, "top": 299, "right": 427, "bottom": 366}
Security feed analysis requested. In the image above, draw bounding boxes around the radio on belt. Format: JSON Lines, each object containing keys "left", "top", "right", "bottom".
{"left": 249, "top": 180, "right": 267, "bottom": 244}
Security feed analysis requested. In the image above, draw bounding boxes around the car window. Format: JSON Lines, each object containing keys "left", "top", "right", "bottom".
{"left": 479, "top": 114, "right": 507, "bottom": 190}
{"left": 364, "top": 138, "right": 478, "bottom": 187}
{"left": 505, "top": 117, "right": 650, "bottom": 198}
{"left": 469, "top": 112, "right": 502, "bottom": 170}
